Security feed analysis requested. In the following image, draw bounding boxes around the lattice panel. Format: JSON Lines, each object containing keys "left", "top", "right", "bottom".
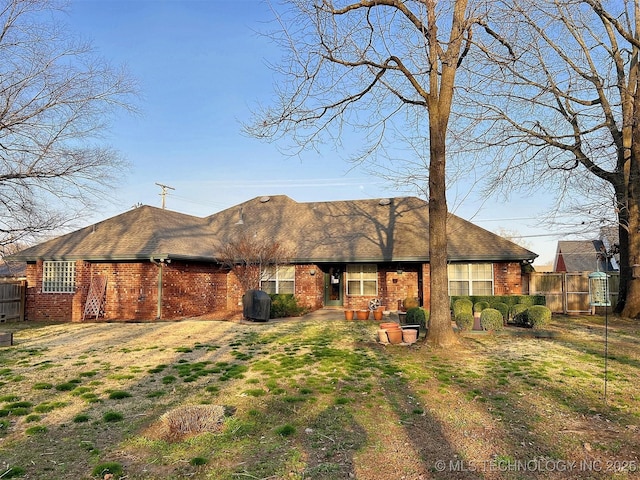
{"left": 83, "top": 276, "right": 107, "bottom": 321}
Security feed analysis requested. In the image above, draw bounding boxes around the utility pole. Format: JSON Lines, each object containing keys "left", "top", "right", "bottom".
{"left": 155, "top": 182, "right": 175, "bottom": 209}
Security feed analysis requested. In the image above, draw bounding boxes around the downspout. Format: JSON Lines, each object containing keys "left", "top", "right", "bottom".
{"left": 150, "top": 257, "right": 166, "bottom": 320}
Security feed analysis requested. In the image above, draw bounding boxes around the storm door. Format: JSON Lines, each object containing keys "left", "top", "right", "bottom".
{"left": 324, "top": 265, "right": 343, "bottom": 307}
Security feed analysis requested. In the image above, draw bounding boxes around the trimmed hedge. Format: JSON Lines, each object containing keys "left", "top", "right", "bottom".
{"left": 455, "top": 312, "right": 474, "bottom": 331}
{"left": 480, "top": 308, "right": 504, "bottom": 331}
{"left": 522, "top": 305, "right": 552, "bottom": 329}
{"left": 453, "top": 298, "right": 473, "bottom": 317}
{"left": 491, "top": 302, "right": 509, "bottom": 323}
{"left": 510, "top": 304, "right": 529, "bottom": 326}
{"left": 473, "top": 301, "right": 490, "bottom": 313}
{"left": 451, "top": 295, "right": 545, "bottom": 309}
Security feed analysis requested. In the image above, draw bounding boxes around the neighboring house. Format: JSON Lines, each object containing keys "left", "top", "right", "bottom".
{"left": 553, "top": 240, "right": 617, "bottom": 273}
{"left": 9, "top": 195, "right": 537, "bottom": 322}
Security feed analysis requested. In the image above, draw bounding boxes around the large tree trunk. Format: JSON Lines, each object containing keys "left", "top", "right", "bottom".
{"left": 425, "top": 115, "right": 457, "bottom": 347}
{"left": 621, "top": 81, "right": 640, "bottom": 318}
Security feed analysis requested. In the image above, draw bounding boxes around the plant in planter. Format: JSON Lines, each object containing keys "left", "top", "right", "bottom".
{"left": 402, "top": 296, "right": 419, "bottom": 311}
{"left": 406, "top": 307, "right": 428, "bottom": 329}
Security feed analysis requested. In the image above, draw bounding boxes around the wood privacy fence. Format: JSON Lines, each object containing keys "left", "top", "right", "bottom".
{"left": 0, "top": 279, "right": 26, "bottom": 322}
{"left": 528, "top": 272, "right": 619, "bottom": 314}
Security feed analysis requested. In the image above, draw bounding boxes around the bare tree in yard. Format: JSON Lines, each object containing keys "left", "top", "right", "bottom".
{"left": 248, "top": 0, "right": 496, "bottom": 347}
{"left": 0, "top": 0, "right": 137, "bottom": 249}
{"left": 468, "top": 0, "right": 640, "bottom": 317}
{"left": 216, "top": 234, "right": 292, "bottom": 293}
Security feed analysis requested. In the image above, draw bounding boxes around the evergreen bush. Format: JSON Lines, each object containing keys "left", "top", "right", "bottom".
{"left": 473, "top": 301, "right": 490, "bottom": 313}
{"left": 455, "top": 312, "right": 474, "bottom": 331}
{"left": 491, "top": 302, "right": 509, "bottom": 323}
{"left": 526, "top": 305, "right": 552, "bottom": 329}
{"left": 480, "top": 308, "right": 504, "bottom": 331}
{"left": 510, "top": 304, "right": 529, "bottom": 326}
{"left": 453, "top": 298, "right": 473, "bottom": 317}
{"left": 269, "top": 294, "right": 306, "bottom": 318}
{"left": 406, "top": 307, "right": 428, "bottom": 328}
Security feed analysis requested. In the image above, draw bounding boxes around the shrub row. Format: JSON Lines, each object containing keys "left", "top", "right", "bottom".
{"left": 450, "top": 295, "right": 546, "bottom": 309}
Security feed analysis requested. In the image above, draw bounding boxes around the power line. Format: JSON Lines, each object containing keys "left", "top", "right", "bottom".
{"left": 155, "top": 182, "right": 175, "bottom": 209}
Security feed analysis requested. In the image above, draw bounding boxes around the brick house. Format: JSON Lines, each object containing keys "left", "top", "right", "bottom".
{"left": 10, "top": 195, "right": 537, "bottom": 322}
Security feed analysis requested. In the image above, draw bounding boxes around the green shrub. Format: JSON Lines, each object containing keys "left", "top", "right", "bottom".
{"left": 455, "top": 312, "right": 474, "bottom": 331}
{"left": 526, "top": 305, "right": 552, "bottom": 329}
{"left": 510, "top": 304, "right": 529, "bottom": 326}
{"left": 402, "top": 297, "right": 419, "bottom": 310}
{"left": 406, "top": 307, "right": 428, "bottom": 328}
{"left": 269, "top": 294, "right": 306, "bottom": 318}
{"left": 491, "top": 302, "right": 509, "bottom": 322}
{"left": 452, "top": 298, "right": 473, "bottom": 317}
{"left": 480, "top": 308, "right": 504, "bottom": 331}
{"left": 473, "top": 301, "right": 490, "bottom": 313}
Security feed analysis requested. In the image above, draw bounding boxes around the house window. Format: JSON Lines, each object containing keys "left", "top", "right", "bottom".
{"left": 261, "top": 265, "right": 295, "bottom": 294}
{"left": 448, "top": 263, "right": 493, "bottom": 296}
{"left": 346, "top": 264, "right": 377, "bottom": 296}
{"left": 43, "top": 261, "right": 76, "bottom": 293}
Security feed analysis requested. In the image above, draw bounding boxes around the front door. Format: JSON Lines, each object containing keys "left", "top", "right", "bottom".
{"left": 324, "top": 266, "right": 343, "bottom": 307}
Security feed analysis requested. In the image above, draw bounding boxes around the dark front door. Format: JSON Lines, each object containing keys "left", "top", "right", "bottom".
{"left": 324, "top": 266, "right": 343, "bottom": 307}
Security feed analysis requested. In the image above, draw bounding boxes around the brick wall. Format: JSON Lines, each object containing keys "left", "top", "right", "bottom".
{"left": 295, "top": 264, "right": 324, "bottom": 310}
{"left": 493, "top": 262, "right": 524, "bottom": 295}
{"left": 25, "top": 260, "right": 526, "bottom": 322}
{"left": 26, "top": 260, "right": 232, "bottom": 322}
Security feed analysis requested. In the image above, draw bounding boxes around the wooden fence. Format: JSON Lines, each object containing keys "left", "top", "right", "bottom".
{"left": 528, "top": 272, "right": 619, "bottom": 314}
{"left": 0, "top": 279, "right": 26, "bottom": 322}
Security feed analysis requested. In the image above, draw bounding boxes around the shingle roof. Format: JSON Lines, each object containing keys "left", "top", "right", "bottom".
{"left": 10, "top": 195, "right": 538, "bottom": 263}
{"left": 554, "top": 240, "right": 614, "bottom": 272}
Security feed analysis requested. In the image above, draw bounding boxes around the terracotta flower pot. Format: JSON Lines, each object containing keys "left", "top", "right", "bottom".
{"left": 402, "top": 329, "right": 418, "bottom": 344}
{"left": 380, "top": 322, "right": 400, "bottom": 330}
{"left": 378, "top": 329, "right": 389, "bottom": 343}
{"left": 386, "top": 328, "right": 403, "bottom": 344}
{"left": 344, "top": 310, "right": 355, "bottom": 321}
{"left": 373, "top": 310, "right": 383, "bottom": 321}
{"left": 356, "top": 310, "right": 370, "bottom": 320}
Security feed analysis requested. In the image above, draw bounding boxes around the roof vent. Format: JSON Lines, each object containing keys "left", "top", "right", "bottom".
{"left": 378, "top": 198, "right": 391, "bottom": 206}
{"left": 259, "top": 196, "right": 271, "bottom": 203}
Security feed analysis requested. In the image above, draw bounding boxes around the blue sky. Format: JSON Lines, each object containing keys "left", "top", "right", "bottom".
{"left": 66, "top": 0, "right": 565, "bottom": 266}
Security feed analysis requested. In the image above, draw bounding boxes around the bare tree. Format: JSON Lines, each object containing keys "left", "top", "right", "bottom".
{"left": 466, "top": 0, "right": 640, "bottom": 317}
{"left": 0, "top": 0, "right": 137, "bottom": 249}
{"left": 216, "top": 233, "right": 292, "bottom": 293}
{"left": 248, "top": 0, "right": 495, "bottom": 347}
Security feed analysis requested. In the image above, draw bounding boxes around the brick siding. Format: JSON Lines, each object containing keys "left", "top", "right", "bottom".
{"left": 25, "top": 260, "right": 525, "bottom": 321}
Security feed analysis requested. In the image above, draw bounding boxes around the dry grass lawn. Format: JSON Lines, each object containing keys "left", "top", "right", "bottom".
{"left": 0, "top": 313, "right": 638, "bottom": 479}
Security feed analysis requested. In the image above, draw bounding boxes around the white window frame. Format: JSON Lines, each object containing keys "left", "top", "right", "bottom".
{"left": 260, "top": 265, "right": 295, "bottom": 294}
{"left": 448, "top": 263, "right": 494, "bottom": 296}
{"left": 43, "top": 261, "right": 76, "bottom": 293}
{"left": 346, "top": 264, "right": 378, "bottom": 296}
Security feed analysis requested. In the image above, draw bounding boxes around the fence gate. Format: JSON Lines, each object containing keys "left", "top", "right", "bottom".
{"left": 0, "top": 279, "right": 26, "bottom": 322}
{"left": 529, "top": 271, "right": 619, "bottom": 314}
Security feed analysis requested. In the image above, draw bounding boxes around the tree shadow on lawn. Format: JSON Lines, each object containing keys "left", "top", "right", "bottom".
{"left": 0, "top": 321, "right": 246, "bottom": 479}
